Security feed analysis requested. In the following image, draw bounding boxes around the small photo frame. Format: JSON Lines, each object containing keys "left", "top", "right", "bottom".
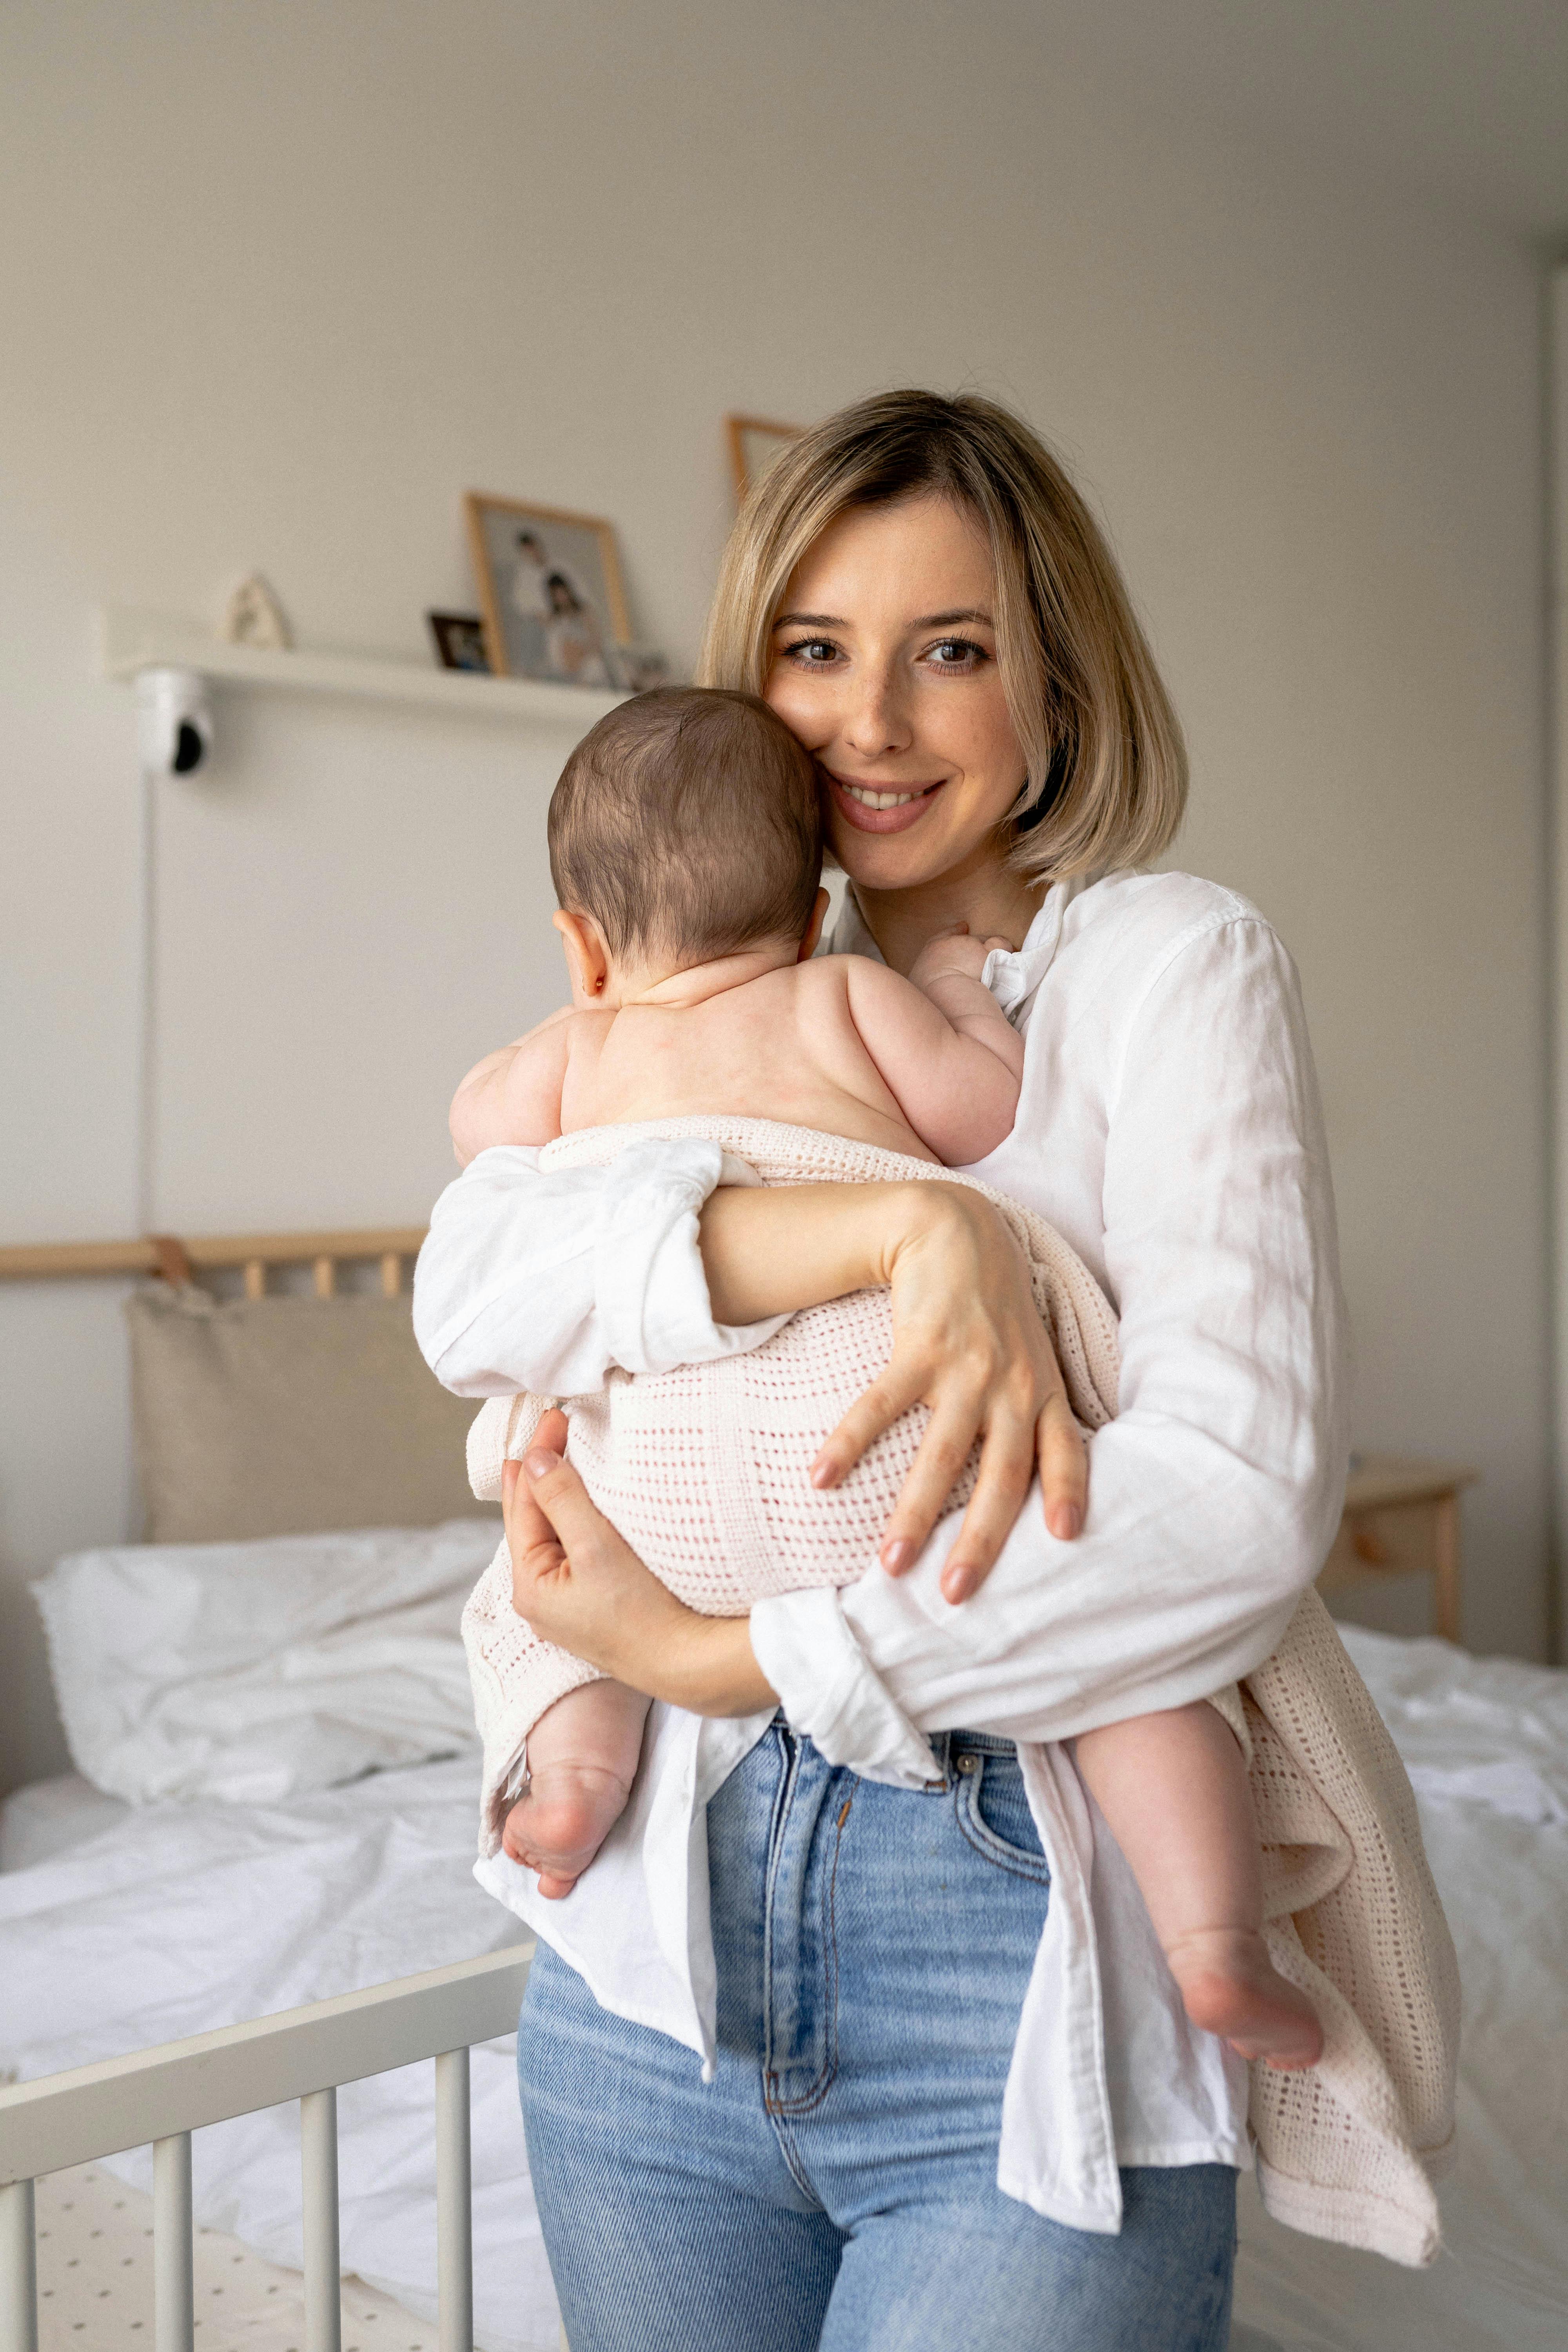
{"left": 727, "top": 414, "right": 804, "bottom": 505}
{"left": 426, "top": 611, "right": 491, "bottom": 673}
{"left": 465, "top": 494, "right": 630, "bottom": 688}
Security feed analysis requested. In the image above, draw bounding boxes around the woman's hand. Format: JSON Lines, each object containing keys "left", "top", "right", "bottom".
{"left": 698, "top": 1177, "right": 1087, "bottom": 1604}
{"left": 814, "top": 1183, "right": 1085, "bottom": 1603}
{"left": 504, "top": 1410, "right": 778, "bottom": 1717}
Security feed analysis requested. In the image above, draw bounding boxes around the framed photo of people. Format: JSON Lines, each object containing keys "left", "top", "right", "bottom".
{"left": 465, "top": 493, "right": 632, "bottom": 688}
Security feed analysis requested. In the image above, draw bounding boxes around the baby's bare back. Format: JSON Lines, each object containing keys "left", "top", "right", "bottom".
{"left": 558, "top": 958, "right": 939, "bottom": 1163}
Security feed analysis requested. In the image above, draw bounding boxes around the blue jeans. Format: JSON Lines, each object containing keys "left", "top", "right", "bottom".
{"left": 519, "top": 1721, "right": 1236, "bottom": 2350}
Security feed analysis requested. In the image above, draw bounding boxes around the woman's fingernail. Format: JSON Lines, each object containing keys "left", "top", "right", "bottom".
{"left": 523, "top": 1448, "right": 562, "bottom": 1479}
{"left": 881, "top": 1538, "right": 914, "bottom": 1575}
{"left": 811, "top": 1460, "right": 837, "bottom": 1489}
{"left": 1051, "top": 1504, "right": 1083, "bottom": 1541}
{"left": 944, "top": 1564, "right": 976, "bottom": 1603}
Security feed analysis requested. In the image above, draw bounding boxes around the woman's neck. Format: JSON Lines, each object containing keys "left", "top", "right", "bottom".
{"left": 853, "top": 858, "right": 1047, "bottom": 978}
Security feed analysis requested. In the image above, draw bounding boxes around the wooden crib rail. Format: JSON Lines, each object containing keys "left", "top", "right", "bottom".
{"left": 0, "top": 1228, "right": 427, "bottom": 1301}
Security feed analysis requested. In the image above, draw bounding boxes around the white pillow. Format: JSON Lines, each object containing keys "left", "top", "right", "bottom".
{"left": 33, "top": 1521, "right": 499, "bottom": 1806}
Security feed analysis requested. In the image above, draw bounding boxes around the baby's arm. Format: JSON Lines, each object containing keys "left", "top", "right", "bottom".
{"left": 845, "top": 937, "right": 1024, "bottom": 1163}
{"left": 450, "top": 1008, "right": 574, "bottom": 1165}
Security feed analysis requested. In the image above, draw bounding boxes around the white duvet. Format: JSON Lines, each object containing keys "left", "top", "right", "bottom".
{"left": 2, "top": 1624, "right": 1566, "bottom": 2352}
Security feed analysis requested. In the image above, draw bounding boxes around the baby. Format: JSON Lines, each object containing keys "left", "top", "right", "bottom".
{"left": 453, "top": 686, "right": 1321, "bottom": 2071}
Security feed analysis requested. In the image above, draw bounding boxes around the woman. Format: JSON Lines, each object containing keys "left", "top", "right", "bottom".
{"left": 415, "top": 390, "right": 1346, "bottom": 2348}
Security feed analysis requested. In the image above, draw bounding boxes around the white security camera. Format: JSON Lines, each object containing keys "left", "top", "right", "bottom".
{"left": 136, "top": 667, "right": 213, "bottom": 778}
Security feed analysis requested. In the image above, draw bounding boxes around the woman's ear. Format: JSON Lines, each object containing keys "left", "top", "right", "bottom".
{"left": 796, "top": 886, "right": 831, "bottom": 964}
{"left": 553, "top": 909, "right": 612, "bottom": 1005}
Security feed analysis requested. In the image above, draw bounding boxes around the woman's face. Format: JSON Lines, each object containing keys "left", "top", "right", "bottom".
{"left": 762, "top": 494, "right": 1027, "bottom": 900}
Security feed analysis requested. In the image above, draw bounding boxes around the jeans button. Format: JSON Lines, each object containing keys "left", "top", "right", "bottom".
{"left": 956, "top": 1754, "right": 977, "bottom": 1774}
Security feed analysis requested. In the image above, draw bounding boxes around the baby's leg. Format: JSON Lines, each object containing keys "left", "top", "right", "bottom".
{"left": 1075, "top": 1703, "right": 1323, "bottom": 2070}
{"left": 501, "top": 1681, "right": 651, "bottom": 1901}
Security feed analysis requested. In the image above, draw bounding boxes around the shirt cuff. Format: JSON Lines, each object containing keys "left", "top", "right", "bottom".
{"left": 595, "top": 1139, "right": 788, "bottom": 1376}
{"left": 749, "top": 1586, "right": 941, "bottom": 1789}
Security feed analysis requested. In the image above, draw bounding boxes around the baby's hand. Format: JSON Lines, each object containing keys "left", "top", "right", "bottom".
{"left": 908, "top": 924, "right": 1012, "bottom": 992}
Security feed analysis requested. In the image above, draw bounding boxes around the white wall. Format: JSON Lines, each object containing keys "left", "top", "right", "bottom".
{"left": 0, "top": 0, "right": 1548, "bottom": 1790}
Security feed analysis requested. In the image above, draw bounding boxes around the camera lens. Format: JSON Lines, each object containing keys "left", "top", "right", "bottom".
{"left": 172, "top": 721, "right": 205, "bottom": 774}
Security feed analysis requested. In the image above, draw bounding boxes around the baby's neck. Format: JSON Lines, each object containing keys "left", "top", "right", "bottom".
{"left": 601, "top": 938, "right": 798, "bottom": 1011}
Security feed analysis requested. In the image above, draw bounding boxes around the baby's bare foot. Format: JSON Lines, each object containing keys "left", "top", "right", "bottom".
{"left": 1164, "top": 1928, "right": 1324, "bottom": 2071}
{"left": 501, "top": 1764, "right": 632, "bottom": 1900}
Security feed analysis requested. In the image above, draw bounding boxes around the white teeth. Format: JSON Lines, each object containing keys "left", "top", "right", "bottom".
{"left": 843, "top": 783, "right": 923, "bottom": 809}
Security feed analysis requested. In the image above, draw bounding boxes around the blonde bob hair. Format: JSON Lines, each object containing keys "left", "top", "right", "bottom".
{"left": 698, "top": 389, "right": 1186, "bottom": 880}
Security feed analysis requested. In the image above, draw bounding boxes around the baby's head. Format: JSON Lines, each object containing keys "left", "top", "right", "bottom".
{"left": 548, "top": 688, "right": 823, "bottom": 988}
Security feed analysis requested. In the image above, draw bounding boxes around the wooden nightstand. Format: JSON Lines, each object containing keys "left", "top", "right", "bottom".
{"left": 1318, "top": 1455, "right": 1477, "bottom": 1644}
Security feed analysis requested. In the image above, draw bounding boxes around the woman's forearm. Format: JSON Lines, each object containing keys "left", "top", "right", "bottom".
{"left": 698, "top": 1178, "right": 941, "bottom": 1325}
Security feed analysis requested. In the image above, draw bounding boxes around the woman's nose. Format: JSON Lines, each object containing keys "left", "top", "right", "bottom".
{"left": 843, "top": 667, "right": 913, "bottom": 758}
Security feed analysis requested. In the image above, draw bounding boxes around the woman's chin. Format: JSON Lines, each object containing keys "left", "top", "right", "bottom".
{"left": 829, "top": 819, "right": 969, "bottom": 897}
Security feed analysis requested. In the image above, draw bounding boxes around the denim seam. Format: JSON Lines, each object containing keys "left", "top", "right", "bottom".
{"left": 765, "top": 1790, "right": 851, "bottom": 2125}
{"left": 953, "top": 1755, "right": 1053, "bottom": 1886}
{"left": 759, "top": 1723, "right": 800, "bottom": 2098}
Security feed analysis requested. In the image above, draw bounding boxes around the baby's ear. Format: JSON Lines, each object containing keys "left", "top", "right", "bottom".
{"left": 554, "top": 908, "right": 612, "bottom": 1005}
{"left": 797, "top": 886, "right": 831, "bottom": 964}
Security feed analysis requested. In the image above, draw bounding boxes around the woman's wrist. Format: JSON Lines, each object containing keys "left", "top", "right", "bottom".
{"left": 658, "top": 1614, "right": 777, "bottom": 1719}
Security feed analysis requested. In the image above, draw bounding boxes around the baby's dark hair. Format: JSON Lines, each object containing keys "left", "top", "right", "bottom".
{"left": 548, "top": 688, "right": 823, "bottom": 964}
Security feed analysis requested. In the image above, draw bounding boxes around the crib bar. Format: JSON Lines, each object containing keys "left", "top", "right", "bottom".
{"left": 313, "top": 1255, "right": 336, "bottom": 1299}
{"left": 0, "top": 2178, "right": 37, "bottom": 2352}
{"left": 301, "top": 2087, "right": 341, "bottom": 2352}
{"left": 380, "top": 1249, "right": 402, "bottom": 1296}
{"left": 0, "top": 1944, "right": 532, "bottom": 2186}
{"left": 434, "top": 2047, "right": 473, "bottom": 2352}
{"left": 153, "top": 2132, "right": 195, "bottom": 2352}
{"left": 243, "top": 1258, "right": 266, "bottom": 1299}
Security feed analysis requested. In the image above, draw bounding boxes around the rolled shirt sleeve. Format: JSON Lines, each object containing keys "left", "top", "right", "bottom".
{"left": 750, "top": 911, "right": 1350, "bottom": 1779}
{"left": 412, "top": 1138, "right": 787, "bottom": 1399}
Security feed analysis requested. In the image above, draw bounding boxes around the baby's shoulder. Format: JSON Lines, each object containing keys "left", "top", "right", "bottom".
{"left": 798, "top": 950, "right": 902, "bottom": 996}
{"left": 745, "top": 952, "right": 860, "bottom": 1010}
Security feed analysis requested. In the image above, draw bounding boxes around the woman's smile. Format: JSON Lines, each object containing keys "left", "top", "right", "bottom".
{"left": 827, "top": 771, "right": 948, "bottom": 830}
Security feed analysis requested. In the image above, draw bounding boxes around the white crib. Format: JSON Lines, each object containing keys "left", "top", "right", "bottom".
{"left": 0, "top": 1942, "right": 532, "bottom": 2352}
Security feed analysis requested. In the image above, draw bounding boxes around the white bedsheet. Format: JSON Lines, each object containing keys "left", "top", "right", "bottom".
{"left": 0, "top": 1755, "right": 559, "bottom": 2352}
{"left": 2, "top": 1627, "right": 1565, "bottom": 2352}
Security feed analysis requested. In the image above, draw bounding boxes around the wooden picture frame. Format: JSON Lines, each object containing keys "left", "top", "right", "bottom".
{"left": 464, "top": 493, "right": 631, "bottom": 687}
{"left": 726, "top": 414, "right": 804, "bottom": 505}
{"left": 425, "top": 611, "right": 491, "bottom": 674}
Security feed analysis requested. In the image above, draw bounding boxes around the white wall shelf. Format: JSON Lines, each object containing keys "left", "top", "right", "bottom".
{"left": 101, "top": 607, "right": 627, "bottom": 731}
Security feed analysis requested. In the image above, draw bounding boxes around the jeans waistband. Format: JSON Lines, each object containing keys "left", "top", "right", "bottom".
{"left": 926, "top": 1728, "right": 1019, "bottom": 1769}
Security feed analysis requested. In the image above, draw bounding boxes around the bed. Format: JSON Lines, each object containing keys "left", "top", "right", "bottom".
{"left": 2, "top": 1236, "right": 1566, "bottom": 2350}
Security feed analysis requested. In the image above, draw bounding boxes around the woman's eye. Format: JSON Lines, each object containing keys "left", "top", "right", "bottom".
{"left": 924, "top": 637, "right": 987, "bottom": 670}
{"left": 782, "top": 637, "right": 841, "bottom": 667}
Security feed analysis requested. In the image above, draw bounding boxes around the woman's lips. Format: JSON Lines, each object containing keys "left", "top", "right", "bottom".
{"left": 826, "top": 773, "right": 947, "bottom": 834}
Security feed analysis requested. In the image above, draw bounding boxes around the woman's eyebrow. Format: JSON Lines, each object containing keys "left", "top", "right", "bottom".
{"left": 771, "top": 606, "right": 995, "bottom": 630}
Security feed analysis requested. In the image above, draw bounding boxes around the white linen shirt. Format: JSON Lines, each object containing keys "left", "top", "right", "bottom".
{"left": 413, "top": 869, "right": 1349, "bottom": 2233}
